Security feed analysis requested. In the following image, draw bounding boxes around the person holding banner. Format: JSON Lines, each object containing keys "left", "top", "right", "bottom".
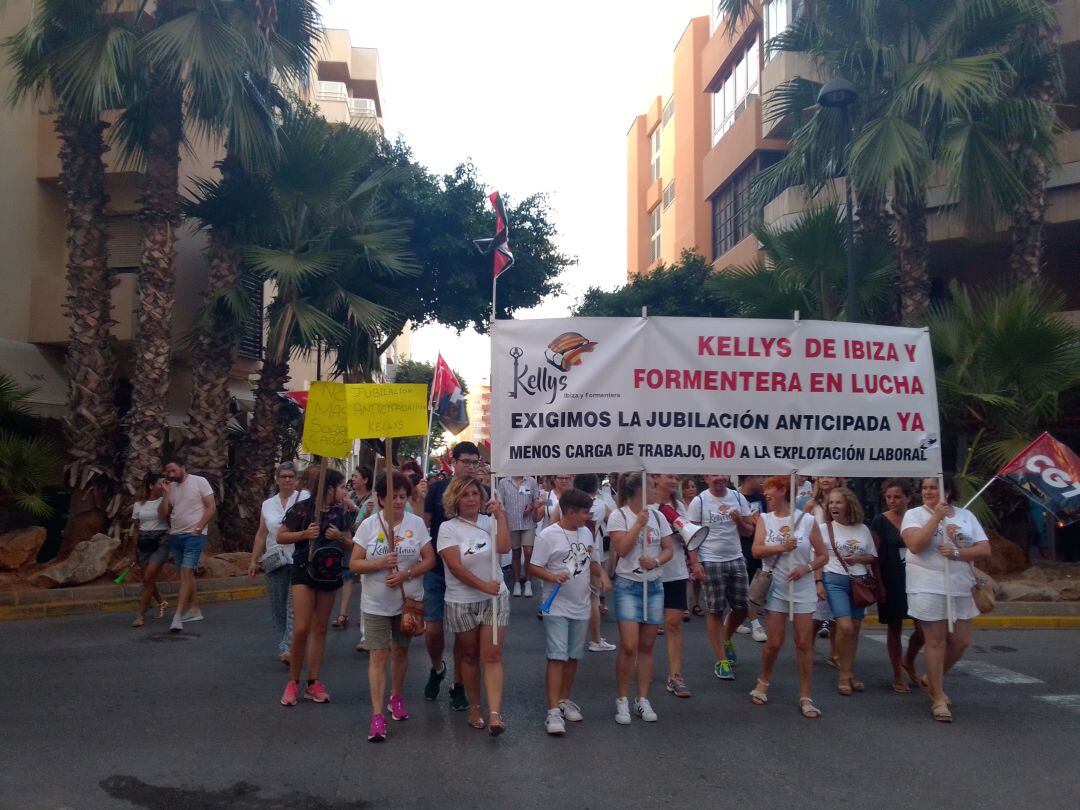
{"left": 606, "top": 473, "right": 674, "bottom": 725}
{"left": 350, "top": 472, "right": 435, "bottom": 742}
{"left": 277, "top": 469, "right": 353, "bottom": 707}
{"left": 901, "top": 477, "right": 991, "bottom": 723}
{"left": 750, "top": 476, "right": 828, "bottom": 718}
{"left": 437, "top": 478, "right": 512, "bottom": 735}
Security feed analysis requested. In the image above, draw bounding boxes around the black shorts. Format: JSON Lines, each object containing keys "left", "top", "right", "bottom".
{"left": 663, "top": 579, "right": 689, "bottom": 611}
{"left": 290, "top": 562, "right": 343, "bottom": 592}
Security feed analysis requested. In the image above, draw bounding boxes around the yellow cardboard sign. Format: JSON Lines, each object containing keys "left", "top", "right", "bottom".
{"left": 301, "top": 381, "right": 429, "bottom": 458}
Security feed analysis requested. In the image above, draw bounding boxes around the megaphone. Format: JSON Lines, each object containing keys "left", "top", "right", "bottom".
{"left": 658, "top": 504, "right": 709, "bottom": 552}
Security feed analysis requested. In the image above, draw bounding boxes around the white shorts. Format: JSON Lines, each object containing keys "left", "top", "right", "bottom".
{"left": 907, "top": 592, "right": 980, "bottom": 622}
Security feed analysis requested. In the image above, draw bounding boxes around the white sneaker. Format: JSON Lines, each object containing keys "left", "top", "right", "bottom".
{"left": 181, "top": 608, "right": 204, "bottom": 623}
{"left": 614, "top": 697, "right": 631, "bottom": 725}
{"left": 545, "top": 708, "right": 566, "bottom": 735}
{"left": 588, "top": 639, "right": 617, "bottom": 652}
{"left": 523, "top": 581, "right": 533, "bottom": 598}
{"left": 512, "top": 581, "right": 522, "bottom": 597}
{"left": 634, "top": 697, "right": 658, "bottom": 722}
{"left": 735, "top": 622, "right": 751, "bottom": 635}
{"left": 752, "top": 620, "right": 767, "bottom": 643}
{"left": 559, "top": 699, "right": 583, "bottom": 722}
{"left": 169, "top": 613, "right": 183, "bottom": 633}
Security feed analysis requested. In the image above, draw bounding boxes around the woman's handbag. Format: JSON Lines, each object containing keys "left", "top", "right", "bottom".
{"left": 260, "top": 545, "right": 292, "bottom": 573}
{"left": 748, "top": 568, "right": 773, "bottom": 607}
{"left": 970, "top": 564, "right": 996, "bottom": 613}
{"left": 827, "top": 523, "right": 884, "bottom": 608}
{"left": 379, "top": 513, "right": 426, "bottom": 637}
{"left": 136, "top": 529, "right": 166, "bottom": 554}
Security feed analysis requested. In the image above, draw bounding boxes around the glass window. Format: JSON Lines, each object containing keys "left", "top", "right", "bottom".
{"left": 711, "top": 158, "right": 767, "bottom": 260}
{"left": 663, "top": 181, "right": 676, "bottom": 210}
{"left": 650, "top": 127, "right": 661, "bottom": 183}
{"left": 724, "top": 73, "right": 735, "bottom": 122}
{"left": 663, "top": 97, "right": 674, "bottom": 127}
{"left": 735, "top": 52, "right": 747, "bottom": 102}
{"left": 650, "top": 207, "right": 662, "bottom": 262}
{"left": 748, "top": 39, "right": 760, "bottom": 93}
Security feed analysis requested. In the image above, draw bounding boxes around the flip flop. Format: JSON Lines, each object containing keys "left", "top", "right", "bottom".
{"left": 331, "top": 614, "right": 349, "bottom": 629}
{"left": 902, "top": 663, "right": 930, "bottom": 694}
{"left": 156, "top": 599, "right": 168, "bottom": 620}
{"left": 826, "top": 656, "right": 839, "bottom": 669}
{"left": 837, "top": 680, "right": 853, "bottom": 696}
{"left": 467, "top": 707, "right": 486, "bottom": 730}
{"left": 488, "top": 711, "right": 506, "bottom": 736}
{"left": 891, "top": 681, "right": 912, "bottom": 694}
{"left": 932, "top": 701, "right": 953, "bottom": 723}
{"left": 799, "top": 697, "right": 822, "bottom": 718}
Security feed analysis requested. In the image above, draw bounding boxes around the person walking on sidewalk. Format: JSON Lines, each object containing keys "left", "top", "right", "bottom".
{"left": 249, "top": 462, "right": 308, "bottom": 664}
{"left": 130, "top": 473, "right": 169, "bottom": 628}
{"left": 160, "top": 458, "right": 215, "bottom": 633}
{"left": 497, "top": 473, "right": 542, "bottom": 598}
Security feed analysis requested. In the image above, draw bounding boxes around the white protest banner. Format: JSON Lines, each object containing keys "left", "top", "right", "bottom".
{"left": 490, "top": 316, "right": 942, "bottom": 477}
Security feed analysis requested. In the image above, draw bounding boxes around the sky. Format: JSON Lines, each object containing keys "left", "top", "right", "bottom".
{"left": 321, "top": 0, "right": 711, "bottom": 388}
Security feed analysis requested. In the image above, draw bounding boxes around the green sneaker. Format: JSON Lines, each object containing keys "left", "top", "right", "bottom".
{"left": 724, "top": 638, "right": 737, "bottom": 666}
{"left": 424, "top": 662, "right": 446, "bottom": 702}
{"left": 714, "top": 659, "right": 735, "bottom": 680}
{"left": 449, "top": 682, "right": 470, "bottom": 711}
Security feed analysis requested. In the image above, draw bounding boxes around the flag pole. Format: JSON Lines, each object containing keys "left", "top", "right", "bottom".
{"left": 961, "top": 477, "right": 998, "bottom": 511}
{"left": 422, "top": 355, "right": 441, "bottom": 476}
{"left": 490, "top": 254, "right": 500, "bottom": 647}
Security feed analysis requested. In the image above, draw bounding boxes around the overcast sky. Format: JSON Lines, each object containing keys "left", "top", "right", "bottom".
{"left": 321, "top": 0, "right": 710, "bottom": 387}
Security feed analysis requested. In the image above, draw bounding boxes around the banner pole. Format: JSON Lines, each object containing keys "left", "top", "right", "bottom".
{"left": 939, "top": 474, "right": 954, "bottom": 633}
{"left": 642, "top": 469, "right": 649, "bottom": 624}
{"left": 491, "top": 272, "right": 499, "bottom": 646}
{"left": 789, "top": 471, "right": 796, "bottom": 623}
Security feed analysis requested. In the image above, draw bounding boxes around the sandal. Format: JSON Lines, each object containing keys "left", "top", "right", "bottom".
{"left": 826, "top": 656, "right": 839, "bottom": 669}
{"left": 932, "top": 701, "right": 953, "bottom": 723}
{"left": 131, "top": 615, "right": 145, "bottom": 628}
{"left": 692, "top": 605, "right": 704, "bottom": 617}
{"left": 891, "top": 681, "right": 912, "bottom": 694}
{"left": 467, "top": 707, "right": 486, "bottom": 730}
{"left": 355, "top": 641, "right": 368, "bottom": 654}
{"left": 156, "top": 599, "right": 168, "bottom": 620}
{"left": 750, "top": 679, "right": 770, "bottom": 705}
{"left": 331, "top": 614, "right": 349, "bottom": 629}
{"left": 850, "top": 678, "right": 866, "bottom": 693}
{"left": 837, "top": 679, "right": 853, "bottom": 696}
{"left": 902, "top": 663, "right": 930, "bottom": 695}
{"left": 799, "top": 697, "right": 822, "bottom": 718}
{"left": 488, "top": 711, "right": 506, "bottom": 736}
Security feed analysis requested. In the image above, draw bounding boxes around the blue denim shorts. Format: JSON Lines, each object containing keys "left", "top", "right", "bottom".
{"left": 168, "top": 532, "right": 206, "bottom": 570}
{"left": 542, "top": 615, "right": 588, "bottom": 661}
{"left": 423, "top": 570, "right": 446, "bottom": 622}
{"left": 824, "top": 571, "right": 867, "bottom": 621}
{"left": 612, "top": 576, "right": 663, "bottom": 625}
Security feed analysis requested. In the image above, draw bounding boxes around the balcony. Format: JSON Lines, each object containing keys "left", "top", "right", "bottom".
{"left": 347, "top": 97, "right": 381, "bottom": 132}
{"left": 316, "top": 81, "right": 348, "bottom": 103}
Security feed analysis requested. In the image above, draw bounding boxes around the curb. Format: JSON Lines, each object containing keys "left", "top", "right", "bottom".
{"left": 971, "top": 614, "right": 1080, "bottom": 629}
{"left": 0, "top": 584, "right": 266, "bottom": 622}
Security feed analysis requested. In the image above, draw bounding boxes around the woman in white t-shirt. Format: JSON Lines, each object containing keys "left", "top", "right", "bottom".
{"left": 131, "top": 473, "right": 169, "bottom": 628}
{"left": 901, "top": 476, "right": 990, "bottom": 723}
{"left": 437, "top": 476, "right": 511, "bottom": 735}
{"left": 350, "top": 472, "right": 435, "bottom": 743}
{"left": 649, "top": 473, "right": 694, "bottom": 699}
{"left": 606, "top": 473, "right": 674, "bottom": 725}
{"left": 819, "top": 486, "right": 878, "bottom": 697}
{"left": 750, "top": 476, "right": 828, "bottom": 718}
{"left": 249, "top": 462, "right": 309, "bottom": 662}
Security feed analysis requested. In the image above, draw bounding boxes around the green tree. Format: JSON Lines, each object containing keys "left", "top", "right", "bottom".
{"left": 390, "top": 359, "right": 469, "bottom": 461}
{"left": 5, "top": 1, "right": 136, "bottom": 548}
{"left": 574, "top": 250, "right": 735, "bottom": 317}
{"left": 0, "top": 373, "right": 61, "bottom": 527}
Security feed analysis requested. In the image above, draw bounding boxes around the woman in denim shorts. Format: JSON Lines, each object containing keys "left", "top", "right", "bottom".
{"left": 605, "top": 473, "right": 673, "bottom": 725}
{"left": 130, "top": 473, "right": 169, "bottom": 628}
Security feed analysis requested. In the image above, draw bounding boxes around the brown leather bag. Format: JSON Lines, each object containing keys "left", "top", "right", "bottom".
{"left": 827, "top": 522, "right": 884, "bottom": 608}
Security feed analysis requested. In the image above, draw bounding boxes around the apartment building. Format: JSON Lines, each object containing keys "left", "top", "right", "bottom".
{"left": 463, "top": 380, "right": 492, "bottom": 449}
{"left": 0, "top": 5, "right": 396, "bottom": 424}
{"left": 628, "top": 1, "right": 1080, "bottom": 315}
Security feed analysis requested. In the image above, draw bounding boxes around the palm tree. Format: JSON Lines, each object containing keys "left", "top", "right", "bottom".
{"left": 4, "top": 1, "right": 137, "bottom": 547}
{"left": 713, "top": 206, "right": 896, "bottom": 321}
{"left": 0, "top": 373, "right": 61, "bottom": 527}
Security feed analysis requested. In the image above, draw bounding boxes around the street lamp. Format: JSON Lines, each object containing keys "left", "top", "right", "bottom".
{"left": 817, "top": 77, "right": 860, "bottom": 322}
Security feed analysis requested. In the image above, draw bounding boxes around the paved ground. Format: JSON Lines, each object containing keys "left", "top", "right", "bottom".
{"left": 2, "top": 595, "right": 1079, "bottom": 809}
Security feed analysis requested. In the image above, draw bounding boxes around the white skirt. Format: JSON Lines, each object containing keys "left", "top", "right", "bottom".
{"left": 907, "top": 592, "right": 980, "bottom": 622}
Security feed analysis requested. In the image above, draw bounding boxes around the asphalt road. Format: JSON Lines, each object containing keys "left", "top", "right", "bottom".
{"left": 2, "top": 594, "right": 1079, "bottom": 810}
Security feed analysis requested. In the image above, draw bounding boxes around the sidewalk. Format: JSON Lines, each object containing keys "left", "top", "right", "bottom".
{"left": 0, "top": 576, "right": 265, "bottom": 622}
{"left": 2, "top": 577, "right": 1079, "bottom": 625}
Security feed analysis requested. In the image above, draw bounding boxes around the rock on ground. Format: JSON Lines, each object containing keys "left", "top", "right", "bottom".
{"left": 997, "top": 580, "right": 1062, "bottom": 602}
{"left": 978, "top": 532, "right": 1029, "bottom": 578}
{"left": 199, "top": 552, "right": 252, "bottom": 579}
{"left": 0, "top": 527, "right": 46, "bottom": 571}
{"left": 28, "top": 534, "right": 121, "bottom": 588}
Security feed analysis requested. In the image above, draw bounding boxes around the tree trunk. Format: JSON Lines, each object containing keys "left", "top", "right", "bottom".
{"left": 121, "top": 63, "right": 183, "bottom": 505}
{"left": 182, "top": 227, "right": 243, "bottom": 502}
{"left": 893, "top": 190, "right": 930, "bottom": 325}
{"left": 1009, "top": 150, "right": 1049, "bottom": 282}
{"left": 222, "top": 357, "right": 289, "bottom": 544}
{"left": 55, "top": 113, "right": 119, "bottom": 553}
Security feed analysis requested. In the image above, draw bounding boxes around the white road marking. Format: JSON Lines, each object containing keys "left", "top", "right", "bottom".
{"left": 863, "top": 633, "right": 1043, "bottom": 684}
{"left": 1035, "top": 695, "right": 1080, "bottom": 713}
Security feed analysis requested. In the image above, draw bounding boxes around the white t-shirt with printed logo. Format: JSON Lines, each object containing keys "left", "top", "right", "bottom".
{"left": 900, "top": 505, "right": 988, "bottom": 596}
{"left": 437, "top": 515, "right": 509, "bottom": 603}
{"left": 762, "top": 511, "right": 818, "bottom": 603}
{"left": 650, "top": 500, "right": 688, "bottom": 582}
{"left": 538, "top": 489, "right": 560, "bottom": 532}
{"left": 532, "top": 524, "right": 594, "bottom": 620}
{"left": 820, "top": 521, "right": 877, "bottom": 576}
{"left": 687, "top": 488, "right": 751, "bottom": 563}
{"left": 607, "top": 506, "right": 670, "bottom": 583}
{"left": 354, "top": 512, "right": 430, "bottom": 616}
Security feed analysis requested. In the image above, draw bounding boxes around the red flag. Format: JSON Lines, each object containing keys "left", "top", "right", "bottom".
{"left": 431, "top": 355, "right": 469, "bottom": 436}
{"left": 281, "top": 391, "right": 308, "bottom": 410}
{"left": 488, "top": 191, "right": 514, "bottom": 279}
{"left": 998, "top": 432, "right": 1080, "bottom": 526}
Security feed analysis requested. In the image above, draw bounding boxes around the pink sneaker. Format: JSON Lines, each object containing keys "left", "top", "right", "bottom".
{"left": 388, "top": 693, "right": 409, "bottom": 721}
{"left": 304, "top": 680, "right": 330, "bottom": 703}
{"left": 280, "top": 680, "right": 299, "bottom": 707}
{"left": 368, "top": 713, "right": 387, "bottom": 742}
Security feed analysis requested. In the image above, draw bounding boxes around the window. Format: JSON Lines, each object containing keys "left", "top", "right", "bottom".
{"left": 650, "top": 126, "right": 661, "bottom": 183}
{"left": 662, "top": 96, "right": 674, "bottom": 127}
{"left": 764, "top": 0, "right": 800, "bottom": 59}
{"left": 710, "top": 154, "right": 782, "bottom": 260}
{"left": 105, "top": 215, "right": 141, "bottom": 271}
{"left": 663, "top": 181, "right": 675, "bottom": 210}
{"left": 711, "top": 41, "right": 761, "bottom": 145}
{"left": 650, "top": 206, "right": 662, "bottom": 263}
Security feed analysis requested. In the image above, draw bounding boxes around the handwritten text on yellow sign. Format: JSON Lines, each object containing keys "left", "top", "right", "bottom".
{"left": 301, "top": 382, "right": 429, "bottom": 458}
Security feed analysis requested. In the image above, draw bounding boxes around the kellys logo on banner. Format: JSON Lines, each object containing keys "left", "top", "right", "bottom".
{"left": 492, "top": 316, "right": 942, "bottom": 478}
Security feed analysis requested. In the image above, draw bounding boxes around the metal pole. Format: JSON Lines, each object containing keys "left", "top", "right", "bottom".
{"left": 789, "top": 471, "right": 797, "bottom": 622}
{"left": 642, "top": 469, "right": 649, "bottom": 624}
{"left": 844, "top": 106, "right": 858, "bottom": 322}
{"left": 939, "top": 474, "right": 954, "bottom": 633}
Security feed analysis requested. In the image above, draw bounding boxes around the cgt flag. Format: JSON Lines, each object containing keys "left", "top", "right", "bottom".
{"left": 999, "top": 432, "right": 1080, "bottom": 526}
{"left": 431, "top": 354, "right": 469, "bottom": 436}
{"left": 473, "top": 191, "right": 514, "bottom": 278}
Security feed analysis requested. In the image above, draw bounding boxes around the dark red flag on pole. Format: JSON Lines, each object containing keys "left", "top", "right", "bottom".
{"left": 998, "top": 432, "right": 1080, "bottom": 526}
{"left": 473, "top": 191, "right": 514, "bottom": 279}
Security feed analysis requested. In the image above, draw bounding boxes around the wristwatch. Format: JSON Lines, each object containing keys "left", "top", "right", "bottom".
{"left": 952, "top": 548, "right": 960, "bottom": 559}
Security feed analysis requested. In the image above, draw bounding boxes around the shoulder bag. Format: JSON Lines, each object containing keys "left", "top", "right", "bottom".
{"left": 293, "top": 500, "right": 343, "bottom": 586}
{"left": 970, "top": 562, "right": 995, "bottom": 613}
{"left": 379, "top": 513, "right": 426, "bottom": 637}
{"left": 827, "top": 522, "right": 884, "bottom": 608}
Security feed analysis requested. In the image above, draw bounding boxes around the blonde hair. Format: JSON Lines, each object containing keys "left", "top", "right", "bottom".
{"left": 442, "top": 476, "right": 485, "bottom": 517}
{"left": 827, "top": 486, "right": 864, "bottom": 525}
{"left": 812, "top": 476, "right": 843, "bottom": 507}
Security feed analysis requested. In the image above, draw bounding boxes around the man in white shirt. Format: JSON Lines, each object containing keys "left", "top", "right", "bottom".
{"left": 160, "top": 457, "right": 215, "bottom": 632}
{"left": 687, "top": 475, "right": 754, "bottom": 681}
